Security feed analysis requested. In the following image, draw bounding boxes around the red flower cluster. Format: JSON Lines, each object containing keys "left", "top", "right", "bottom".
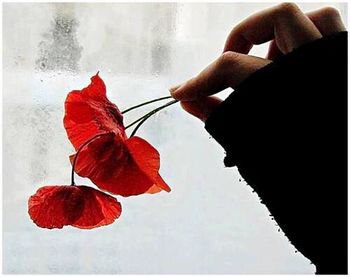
{"left": 64, "top": 73, "right": 170, "bottom": 196}
{"left": 28, "top": 73, "right": 170, "bottom": 229}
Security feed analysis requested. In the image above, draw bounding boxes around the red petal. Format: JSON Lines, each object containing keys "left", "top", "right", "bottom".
{"left": 28, "top": 186, "right": 83, "bottom": 229}
{"left": 28, "top": 185, "right": 121, "bottom": 229}
{"left": 126, "top": 137, "right": 171, "bottom": 193}
{"left": 64, "top": 73, "right": 126, "bottom": 150}
{"left": 145, "top": 175, "right": 171, "bottom": 194}
{"left": 81, "top": 73, "right": 107, "bottom": 101}
{"left": 73, "top": 134, "right": 170, "bottom": 196}
{"left": 72, "top": 134, "right": 153, "bottom": 196}
{"left": 72, "top": 186, "right": 122, "bottom": 229}
{"left": 154, "top": 173, "right": 171, "bottom": 193}
{"left": 146, "top": 185, "right": 162, "bottom": 194}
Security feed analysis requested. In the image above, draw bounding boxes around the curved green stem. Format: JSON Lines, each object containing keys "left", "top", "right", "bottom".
{"left": 121, "top": 96, "right": 173, "bottom": 114}
{"left": 125, "top": 99, "right": 178, "bottom": 130}
{"left": 129, "top": 99, "right": 178, "bottom": 137}
{"left": 71, "top": 132, "right": 111, "bottom": 185}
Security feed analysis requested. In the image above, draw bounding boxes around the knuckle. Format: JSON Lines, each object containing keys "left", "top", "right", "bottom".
{"left": 218, "top": 51, "right": 240, "bottom": 67}
{"left": 216, "top": 52, "right": 241, "bottom": 86}
{"left": 318, "top": 7, "right": 341, "bottom": 19}
{"left": 276, "top": 3, "right": 300, "bottom": 17}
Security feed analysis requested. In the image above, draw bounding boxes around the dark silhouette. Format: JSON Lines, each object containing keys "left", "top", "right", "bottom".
{"left": 205, "top": 32, "right": 348, "bottom": 274}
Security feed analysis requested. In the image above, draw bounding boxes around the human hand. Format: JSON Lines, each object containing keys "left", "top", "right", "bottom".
{"left": 169, "top": 3, "right": 346, "bottom": 121}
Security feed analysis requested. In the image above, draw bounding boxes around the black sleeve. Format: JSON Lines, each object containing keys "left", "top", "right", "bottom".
{"left": 205, "top": 31, "right": 348, "bottom": 274}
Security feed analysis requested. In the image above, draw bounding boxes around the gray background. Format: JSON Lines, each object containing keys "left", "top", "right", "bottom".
{"left": 3, "top": 2, "right": 347, "bottom": 274}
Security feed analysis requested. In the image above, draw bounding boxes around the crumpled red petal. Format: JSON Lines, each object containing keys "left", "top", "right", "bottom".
{"left": 28, "top": 185, "right": 122, "bottom": 229}
{"left": 64, "top": 73, "right": 126, "bottom": 150}
{"left": 71, "top": 134, "right": 170, "bottom": 197}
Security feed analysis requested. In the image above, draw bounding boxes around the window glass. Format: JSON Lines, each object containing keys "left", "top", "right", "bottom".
{"left": 3, "top": 2, "right": 347, "bottom": 274}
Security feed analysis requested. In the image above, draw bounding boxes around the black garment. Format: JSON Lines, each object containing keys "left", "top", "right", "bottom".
{"left": 205, "top": 31, "right": 348, "bottom": 274}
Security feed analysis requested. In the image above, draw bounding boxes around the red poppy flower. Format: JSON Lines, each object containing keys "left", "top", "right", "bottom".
{"left": 70, "top": 133, "right": 170, "bottom": 196}
{"left": 64, "top": 73, "right": 170, "bottom": 197}
{"left": 28, "top": 185, "right": 122, "bottom": 229}
{"left": 64, "top": 73, "right": 126, "bottom": 150}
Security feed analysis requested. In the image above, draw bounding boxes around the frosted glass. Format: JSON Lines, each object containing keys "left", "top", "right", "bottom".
{"left": 3, "top": 2, "right": 347, "bottom": 274}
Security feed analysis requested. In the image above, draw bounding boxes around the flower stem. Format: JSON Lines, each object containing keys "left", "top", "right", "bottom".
{"left": 71, "top": 132, "right": 111, "bottom": 185}
{"left": 129, "top": 99, "right": 178, "bottom": 137}
{"left": 125, "top": 99, "right": 178, "bottom": 131}
{"left": 121, "top": 96, "right": 173, "bottom": 114}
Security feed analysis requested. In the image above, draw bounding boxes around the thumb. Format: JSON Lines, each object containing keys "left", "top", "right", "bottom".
{"left": 180, "top": 96, "right": 223, "bottom": 122}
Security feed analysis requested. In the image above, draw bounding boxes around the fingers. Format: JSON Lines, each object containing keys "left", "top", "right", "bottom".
{"left": 171, "top": 4, "right": 346, "bottom": 122}
{"left": 170, "top": 52, "right": 271, "bottom": 101}
{"left": 266, "top": 6, "right": 345, "bottom": 60}
{"left": 224, "top": 3, "right": 322, "bottom": 55}
{"left": 180, "top": 96, "right": 223, "bottom": 122}
{"left": 266, "top": 39, "right": 283, "bottom": 60}
{"left": 306, "top": 7, "right": 346, "bottom": 36}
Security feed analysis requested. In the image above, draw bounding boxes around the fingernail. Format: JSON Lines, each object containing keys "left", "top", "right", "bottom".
{"left": 169, "top": 84, "right": 183, "bottom": 95}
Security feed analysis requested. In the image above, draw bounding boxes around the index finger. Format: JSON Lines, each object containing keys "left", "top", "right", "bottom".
{"left": 170, "top": 52, "right": 270, "bottom": 101}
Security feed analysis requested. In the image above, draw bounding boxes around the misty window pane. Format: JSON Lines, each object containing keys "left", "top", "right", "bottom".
{"left": 3, "top": 2, "right": 347, "bottom": 274}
